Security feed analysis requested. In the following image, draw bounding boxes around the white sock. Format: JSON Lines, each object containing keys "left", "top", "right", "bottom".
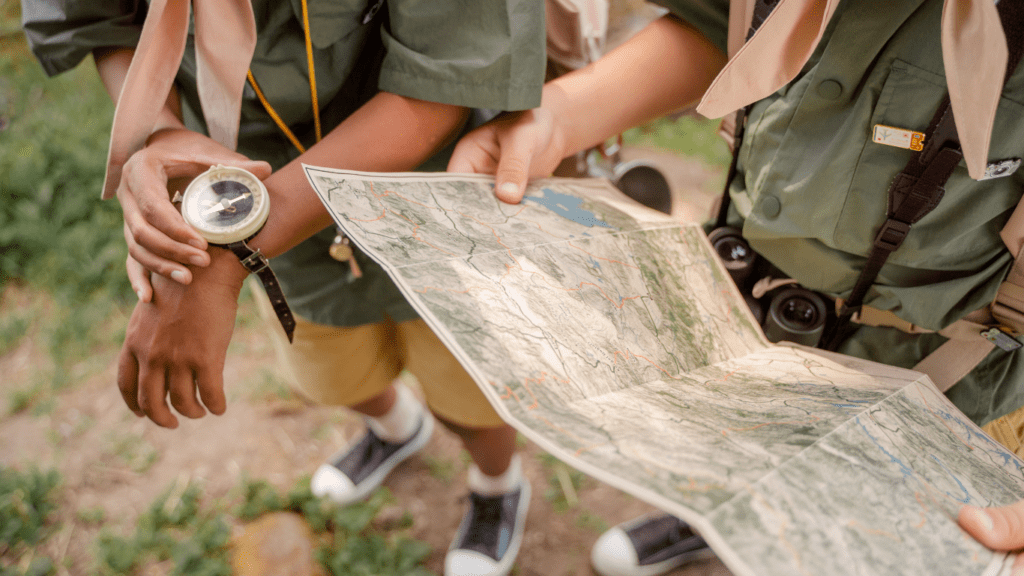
{"left": 365, "top": 382, "right": 423, "bottom": 442}
{"left": 467, "top": 454, "right": 523, "bottom": 496}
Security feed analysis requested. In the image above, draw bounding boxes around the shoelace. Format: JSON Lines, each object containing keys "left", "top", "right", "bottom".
{"left": 332, "top": 429, "right": 389, "bottom": 480}
{"left": 463, "top": 493, "right": 506, "bottom": 551}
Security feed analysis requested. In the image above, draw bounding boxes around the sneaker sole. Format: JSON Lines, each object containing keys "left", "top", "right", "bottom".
{"left": 318, "top": 412, "right": 435, "bottom": 505}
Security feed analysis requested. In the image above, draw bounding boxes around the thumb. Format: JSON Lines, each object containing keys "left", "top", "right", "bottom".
{"left": 493, "top": 137, "right": 534, "bottom": 204}
{"left": 959, "top": 502, "right": 1024, "bottom": 550}
{"left": 237, "top": 159, "right": 273, "bottom": 181}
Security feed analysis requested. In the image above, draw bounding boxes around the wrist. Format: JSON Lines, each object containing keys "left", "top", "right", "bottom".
{"left": 548, "top": 112, "right": 572, "bottom": 164}
{"left": 200, "top": 246, "right": 251, "bottom": 291}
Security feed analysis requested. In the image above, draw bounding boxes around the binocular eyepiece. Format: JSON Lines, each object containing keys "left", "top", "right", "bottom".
{"left": 762, "top": 287, "right": 828, "bottom": 347}
{"left": 707, "top": 227, "right": 828, "bottom": 347}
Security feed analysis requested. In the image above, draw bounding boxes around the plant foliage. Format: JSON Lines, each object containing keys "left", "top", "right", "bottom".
{"left": 0, "top": 466, "right": 61, "bottom": 576}
{"left": 96, "top": 476, "right": 436, "bottom": 576}
{"left": 0, "top": 8, "right": 131, "bottom": 305}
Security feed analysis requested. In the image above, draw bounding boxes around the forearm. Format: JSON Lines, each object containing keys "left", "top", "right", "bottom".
{"left": 544, "top": 16, "right": 727, "bottom": 157}
{"left": 249, "top": 92, "right": 469, "bottom": 258}
{"left": 93, "top": 47, "right": 185, "bottom": 132}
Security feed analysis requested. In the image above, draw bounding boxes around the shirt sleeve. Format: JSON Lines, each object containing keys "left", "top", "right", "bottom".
{"left": 652, "top": 0, "right": 730, "bottom": 55}
{"left": 21, "top": 0, "right": 145, "bottom": 77}
{"left": 377, "top": 0, "right": 545, "bottom": 111}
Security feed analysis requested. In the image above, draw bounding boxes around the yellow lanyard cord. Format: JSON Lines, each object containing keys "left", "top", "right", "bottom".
{"left": 299, "top": 0, "right": 322, "bottom": 143}
{"left": 245, "top": 0, "right": 322, "bottom": 155}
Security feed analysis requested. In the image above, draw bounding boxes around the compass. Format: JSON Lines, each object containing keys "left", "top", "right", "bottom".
{"left": 178, "top": 165, "right": 295, "bottom": 343}
{"left": 181, "top": 165, "right": 270, "bottom": 244}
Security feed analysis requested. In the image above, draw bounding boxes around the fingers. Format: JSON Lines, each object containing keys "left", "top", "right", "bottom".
{"left": 116, "top": 347, "right": 145, "bottom": 418}
{"left": 126, "top": 256, "right": 153, "bottom": 303}
{"left": 119, "top": 168, "right": 209, "bottom": 285}
{"left": 195, "top": 364, "right": 227, "bottom": 416}
{"left": 493, "top": 135, "right": 535, "bottom": 204}
{"left": 446, "top": 125, "right": 531, "bottom": 204}
{"left": 168, "top": 365, "right": 206, "bottom": 419}
{"left": 959, "top": 502, "right": 1024, "bottom": 550}
{"left": 136, "top": 361, "right": 179, "bottom": 429}
{"left": 124, "top": 221, "right": 195, "bottom": 285}
{"left": 239, "top": 160, "right": 273, "bottom": 181}
{"left": 448, "top": 132, "right": 499, "bottom": 175}
{"left": 116, "top": 347, "right": 226, "bottom": 427}
{"left": 122, "top": 152, "right": 209, "bottom": 252}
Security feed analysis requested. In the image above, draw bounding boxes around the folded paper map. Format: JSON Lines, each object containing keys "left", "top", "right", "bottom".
{"left": 303, "top": 166, "right": 1024, "bottom": 576}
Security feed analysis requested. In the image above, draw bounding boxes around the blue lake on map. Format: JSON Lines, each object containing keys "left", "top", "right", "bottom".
{"left": 525, "top": 189, "right": 615, "bottom": 229}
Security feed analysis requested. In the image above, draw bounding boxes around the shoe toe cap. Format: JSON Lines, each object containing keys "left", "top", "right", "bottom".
{"left": 591, "top": 527, "right": 641, "bottom": 576}
{"left": 445, "top": 549, "right": 503, "bottom": 576}
{"left": 310, "top": 464, "right": 357, "bottom": 504}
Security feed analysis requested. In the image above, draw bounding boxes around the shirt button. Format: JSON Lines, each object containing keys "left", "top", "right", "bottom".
{"left": 816, "top": 79, "right": 843, "bottom": 100}
{"left": 760, "top": 195, "right": 782, "bottom": 219}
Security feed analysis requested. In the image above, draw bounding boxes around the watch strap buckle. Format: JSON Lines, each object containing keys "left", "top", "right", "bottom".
{"left": 226, "top": 240, "right": 295, "bottom": 343}
{"left": 239, "top": 247, "right": 269, "bottom": 274}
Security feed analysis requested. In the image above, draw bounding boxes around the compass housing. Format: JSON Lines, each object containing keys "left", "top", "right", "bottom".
{"left": 181, "top": 165, "right": 270, "bottom": 245}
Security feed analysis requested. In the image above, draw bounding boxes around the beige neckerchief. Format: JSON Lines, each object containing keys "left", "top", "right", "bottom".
{"left": 101, "top": 0, "right": 257, "bottom": 199}
{"left": 697, "top": 0, "right": 1009, "bottom": 181}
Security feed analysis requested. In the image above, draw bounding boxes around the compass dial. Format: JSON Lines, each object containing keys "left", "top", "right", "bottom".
{"left": 181, "top": 166, "right": 270, "bottom": 244}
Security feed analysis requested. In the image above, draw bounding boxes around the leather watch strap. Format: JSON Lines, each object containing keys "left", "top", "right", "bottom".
{"left": 226, "top": 240, "right": 296, "bottom": 342}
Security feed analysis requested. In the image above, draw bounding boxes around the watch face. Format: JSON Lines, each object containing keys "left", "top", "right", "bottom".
{"left": 181, "top": 165, "right": 270, "bottom": 244}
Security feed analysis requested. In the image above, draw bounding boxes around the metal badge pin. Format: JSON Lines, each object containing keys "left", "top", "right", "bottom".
{"left": 981, "top": 158, "right": 1022, "bottom": 180}
{"left": 872, "top": 124, "right": 925, "bottom": 151}
{"left": 329, "top": 230, "right": 363, "bottom": 278}
{"left": 982, "top": 327, "right": 1023, "bottom": 352}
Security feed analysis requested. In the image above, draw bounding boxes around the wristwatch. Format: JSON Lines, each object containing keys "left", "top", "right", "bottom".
{"left": 180, "top": 165, "right": 295, "bottom": 342}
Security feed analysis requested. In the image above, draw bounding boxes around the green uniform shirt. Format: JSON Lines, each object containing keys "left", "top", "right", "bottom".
{"left": 23, "top": 0, "right": 546, "bottom": 327}
{"left": 658, "top": 0, "right": 1024, "bottom": 424}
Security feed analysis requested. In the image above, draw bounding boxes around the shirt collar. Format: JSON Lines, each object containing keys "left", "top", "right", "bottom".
{"left": 698, "top": 0, "right": 1008, "bottom": 180}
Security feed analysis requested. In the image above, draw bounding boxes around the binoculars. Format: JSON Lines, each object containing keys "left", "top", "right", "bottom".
{"left": 707, "top": 227, "right": 829, "bottom": 347}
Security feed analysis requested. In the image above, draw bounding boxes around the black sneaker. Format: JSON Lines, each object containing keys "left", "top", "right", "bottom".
{"left": 445, "top": 480, "right": 531, "bottom": 576}
{"left": 590, "top": 514, "right": 715, "bottom": 576}
{"left": 310, "top": 413, "right": 434, "bottom": 505}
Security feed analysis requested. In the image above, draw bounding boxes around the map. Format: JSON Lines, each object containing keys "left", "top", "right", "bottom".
{"left": 304, "top": 167, "right": 1024, "bottom": 576}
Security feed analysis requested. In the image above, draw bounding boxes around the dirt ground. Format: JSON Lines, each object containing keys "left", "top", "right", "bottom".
{"left": 0, "top": 146, "right": 734, "bottom": 576}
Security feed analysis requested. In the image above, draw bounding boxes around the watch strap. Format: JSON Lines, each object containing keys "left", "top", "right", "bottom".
{"left": 226, "top": 240, "right": 296, "bottom": 342}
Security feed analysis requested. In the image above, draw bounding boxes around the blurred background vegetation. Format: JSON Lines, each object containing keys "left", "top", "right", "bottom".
{"left": 0, "top": 0, "right": 132, "bottom": 406}
{"left": 0, "top": 0, "right": 129, "bottom": 298}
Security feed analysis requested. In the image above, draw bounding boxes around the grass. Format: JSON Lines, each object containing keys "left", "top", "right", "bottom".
{"left": 0, "top": 286, "right": 129, "bottom": 419}
{"left": 91, "top": 476, "right": 438, "bottom": 576}
{"left": 103, "top": 431, "right": 159, "bottom": 473}
{"left": 422, "top": 455, "right": 458, "bottom": 483}
{"left": 622, "top": 113, "right": 731, "bottom": 168}
{"left": 0, "top": 465, "right": 61, "bottom": 576}
{"left": 538, "top": 453, "right": 588, "bottom": 513}
{"left": 0, "top": 312, "right": 29, "bottom": 356}
{"left": 243, "top": 368, "right": 295, "bottom": 403}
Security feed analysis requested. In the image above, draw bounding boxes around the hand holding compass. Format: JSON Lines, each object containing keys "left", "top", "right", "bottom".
{"left": 180, "top": 165, "right": 295, "bottom": 342}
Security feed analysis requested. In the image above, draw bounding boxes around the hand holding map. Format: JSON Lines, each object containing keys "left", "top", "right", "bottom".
{"left": 303, "top": 167, "right": 1024, "bottom": 576}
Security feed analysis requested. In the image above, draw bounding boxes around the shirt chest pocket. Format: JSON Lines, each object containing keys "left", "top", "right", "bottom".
{"left": 289, "top": 0, "right": 378, "bottom": 48}
{"left": 834, "top": 58, "right": 1024, "bottom": 268}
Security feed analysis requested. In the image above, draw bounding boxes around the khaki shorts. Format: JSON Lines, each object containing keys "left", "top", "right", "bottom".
{"left": 983, "top": 404, "right": 1024, "bottom": 459}
{"left": 251, "top": 282, "right": 504, "bottom": 428}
